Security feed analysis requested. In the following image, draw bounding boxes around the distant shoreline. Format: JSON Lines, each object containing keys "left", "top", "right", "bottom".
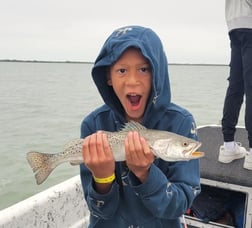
{"left": 0, "top": 59, "right": 93, "bottom": 64}
{"left": 0, "top": 59, "right": 227, "bottom": 66}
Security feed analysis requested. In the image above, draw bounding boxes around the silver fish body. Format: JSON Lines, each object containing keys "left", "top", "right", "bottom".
{"left": 26, "top": 121, "right": 204, "bottom": 185}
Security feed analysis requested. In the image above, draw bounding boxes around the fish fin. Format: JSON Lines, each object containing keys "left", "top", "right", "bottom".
{"left": 26, "top": 151, "right": 55, "bottom": 185}
{"left": 120, "top": 121, "right": 146, "bottom": 132}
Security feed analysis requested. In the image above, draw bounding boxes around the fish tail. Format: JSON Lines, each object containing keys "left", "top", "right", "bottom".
{"left": 26, "top": 151, "right": 55, "bottom": 185}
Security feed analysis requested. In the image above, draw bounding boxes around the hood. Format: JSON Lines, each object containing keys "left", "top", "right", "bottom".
{"left": 92, "top": 25, "right": 171, "bottom": 127}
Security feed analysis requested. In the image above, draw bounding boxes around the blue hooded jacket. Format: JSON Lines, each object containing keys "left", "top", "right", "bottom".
{"left": 80, "top": 25, "right": 200, "bottom": 228}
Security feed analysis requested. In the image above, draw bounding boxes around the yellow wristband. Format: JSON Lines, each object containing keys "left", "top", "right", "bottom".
{"left": 93, "top": 173, "right": 115, "bottom": 184}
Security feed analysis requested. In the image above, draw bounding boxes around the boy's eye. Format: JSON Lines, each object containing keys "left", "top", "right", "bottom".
{"left": 118, "top": 68, "right": 126, "bottom": 74}
{"left": 139, "top": 67, "right": 150, "bottom": 73}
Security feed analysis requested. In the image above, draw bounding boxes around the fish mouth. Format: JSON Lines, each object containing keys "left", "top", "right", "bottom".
{"left": 126, "top": 93, "right": 142, "bottom": 106}
{"left": 190, "top": 142, "right": 204, "bottom": 158}
{"left": 191, "top": 151, "right": 205, "bottom": 158}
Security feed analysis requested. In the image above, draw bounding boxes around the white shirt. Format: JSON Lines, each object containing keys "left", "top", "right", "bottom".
{"left": 225, "top": 0, "right": 252, "bottom": 31}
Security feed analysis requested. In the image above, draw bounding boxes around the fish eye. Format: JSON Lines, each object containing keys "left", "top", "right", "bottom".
{"left": 183, "top": 142, "right": 188, "bottom": 147}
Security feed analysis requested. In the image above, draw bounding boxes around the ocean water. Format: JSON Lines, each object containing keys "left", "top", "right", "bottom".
{"left": 0, "top": 62, "right": 245, "bottom": 210}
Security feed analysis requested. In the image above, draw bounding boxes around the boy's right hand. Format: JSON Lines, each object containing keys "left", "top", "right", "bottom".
{"left": 82, "top": 131, "right": 115, "bottom": 180}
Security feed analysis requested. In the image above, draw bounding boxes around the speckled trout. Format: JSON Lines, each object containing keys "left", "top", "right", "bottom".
{"left": 26, "top": 121, "right": 204, "bottom": 185}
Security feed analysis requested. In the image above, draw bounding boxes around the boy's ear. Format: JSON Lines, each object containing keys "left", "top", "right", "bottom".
{"left": 107, "top": 78, "right": 112, "bottom": 86}
{"left": 106, "top": 69, "right": 112, "bottom": 86}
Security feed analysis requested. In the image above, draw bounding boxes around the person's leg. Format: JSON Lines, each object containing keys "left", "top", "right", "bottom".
{"left": 222, "top": 30, "right": 244, "bottom": 142}
{"left": 219, "top": 30, "right": 247, "bottom": 163}
{"left": 242, "top": 29, "right": 252, "bottom": 170}
{"left": 242, "top": 29, "right": 252, "bottom": 149}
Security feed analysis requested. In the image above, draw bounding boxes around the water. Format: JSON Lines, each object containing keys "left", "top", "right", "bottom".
{"left": 0, "top": 62, "right": 245, "bottom": 210}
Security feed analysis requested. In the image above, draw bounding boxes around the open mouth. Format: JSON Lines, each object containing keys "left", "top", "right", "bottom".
{"left": 189, "top": 142, "right": 204, "bottom": 158}
{"left": 183, "top": 142, "right": 202, "bottom": 155}
{"left": 191, "top": 151, "right": 205, "bottom": 158}
{"left": 127, "top": 94, "right": 141, "bottom": 106}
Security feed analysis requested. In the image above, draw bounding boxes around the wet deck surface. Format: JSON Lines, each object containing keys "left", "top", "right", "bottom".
{"left": 197, "top": 126, "right": 252, "bottom": 187}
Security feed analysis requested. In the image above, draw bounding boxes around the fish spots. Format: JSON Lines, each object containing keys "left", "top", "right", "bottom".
{"left": 26, "top": 121, "right": 203, "bottom": 185}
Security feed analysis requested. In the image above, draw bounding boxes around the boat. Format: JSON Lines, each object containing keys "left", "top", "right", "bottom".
{"left": 0, "top": 175, "right": 89, "bottom": 228}
{"left": 0, "top": 125, "right": 251, "bottom": 228}
{"left": 185, "top": 125, "right": 252, "bottom": 228}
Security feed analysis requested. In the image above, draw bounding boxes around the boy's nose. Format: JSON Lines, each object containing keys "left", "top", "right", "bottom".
{"left": 126, "top": 72, "right": 139, "bottom": 85}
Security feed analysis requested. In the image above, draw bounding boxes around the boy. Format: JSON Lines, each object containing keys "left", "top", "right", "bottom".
{"left": 80, "top": 25, "right": 200, "bottom": 227}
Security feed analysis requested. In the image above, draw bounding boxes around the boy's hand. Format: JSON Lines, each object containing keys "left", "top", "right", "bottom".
{"left": 82, "top": 131, "right": 115, "bottom": 193}
{"left": 125, "top": 131, "right": 154, "bottom": 183}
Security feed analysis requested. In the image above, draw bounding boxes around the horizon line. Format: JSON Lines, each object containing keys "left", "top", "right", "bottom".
{"left": 0, "top": 59, "right": 228, "bottom": 66}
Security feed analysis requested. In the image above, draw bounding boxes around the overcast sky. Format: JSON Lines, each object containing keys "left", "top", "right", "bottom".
{"left": 0, "top": 0, "right": 229, "bottom": 64}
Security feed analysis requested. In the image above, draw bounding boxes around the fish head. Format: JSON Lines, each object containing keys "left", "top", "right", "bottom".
{"left": 152, "top": 138, "right": 204, "bottom": 161}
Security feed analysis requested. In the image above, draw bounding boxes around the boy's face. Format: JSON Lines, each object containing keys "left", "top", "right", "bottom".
{"left": 108, "top": 48, "right": 152, "bottom": 122}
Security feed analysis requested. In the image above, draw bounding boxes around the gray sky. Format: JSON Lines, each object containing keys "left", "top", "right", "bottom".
{"left": 0, "top": 0, "right": 229, "bottom": 64}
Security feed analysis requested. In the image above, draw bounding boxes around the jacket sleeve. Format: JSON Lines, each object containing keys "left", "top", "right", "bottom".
{"left": 127, "top": 115, "right": 201, "bottom": 219}
{"left": 79, "top": 118, "right": 120, "bottom": 219}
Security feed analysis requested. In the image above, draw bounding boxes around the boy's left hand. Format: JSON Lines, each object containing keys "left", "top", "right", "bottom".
{"left": 125, "top": 131, "right": 155, "bottom": 183}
